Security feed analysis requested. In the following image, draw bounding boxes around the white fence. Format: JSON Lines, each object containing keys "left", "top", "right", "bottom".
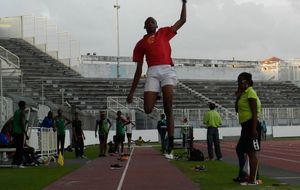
{"left": 39, "top": 128, "right": 57, "bottom": 157}
{"left": 106, "top": 96, "right": 300, "bottom": 129}
{"left": 0, "top": 96, "right": 13, "bottom": 129}
{"left": 81, "top": 125, "right": 300, "bottom": 146}
{"left": 28, "top": 127, "right": 69, "bottom": 158}
{"left": 24, "top": 125, "right": 300, "bottom": 157}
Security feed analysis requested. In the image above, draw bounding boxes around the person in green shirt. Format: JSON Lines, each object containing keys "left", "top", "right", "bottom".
{"left": 95, "top": 111, "right": 112, "bottom": 157}
{"left": 115, "top": 111, "right": 130, "bottom": 154}
{"left": 235, "top": 72, "right": 261, "bottom": 185}
{"left": 203, "top": 102, "right": 222, "bottom": 160}
{"left": 54, "top": 109, "right": 71, "bottom": 156}
{"left": 72, "top": 112, "right": 86, "bottom": 159}
{"left": 12, "top": 101, "right": 29, "bottom": 167}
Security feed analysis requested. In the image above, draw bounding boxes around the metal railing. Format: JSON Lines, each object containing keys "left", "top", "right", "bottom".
{"left": 107, "top": 96, "right": 162, "bottom": 119}
{"left": 0, "top": 46, "right": 20, "bottom": 68}
{"left": 177, "top": 81, "right": 236, "bottom": 119}
{"left": 106, "top": 96, "right": 300, "bottom": 128}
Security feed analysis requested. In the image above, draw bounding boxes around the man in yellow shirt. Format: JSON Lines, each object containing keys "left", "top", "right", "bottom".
{"left": 203, "top": 103, "right": 222, "bottom": 160}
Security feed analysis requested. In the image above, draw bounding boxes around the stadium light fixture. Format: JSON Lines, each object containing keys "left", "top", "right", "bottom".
{"left": 114, "top": 0, "right": 121, "bottom": 79}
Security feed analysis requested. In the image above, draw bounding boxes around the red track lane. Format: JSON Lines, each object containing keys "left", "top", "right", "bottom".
{"left": 44, "top": 147, "right": 199, "bottom": 190}
{"left": 43, "top": 157, "right": 124, "bottom": 190}
{"left": 122, "top": 147, "right": 199, "bottom": 190}
{"left": 195, "top": 140, "right": 300, "bottom": 173}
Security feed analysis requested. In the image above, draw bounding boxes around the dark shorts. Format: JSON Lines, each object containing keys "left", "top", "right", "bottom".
{"left": 116, "top": 134, "right": 125, "bottom": 143}
{"left": 126, "top": 133, "right": 132, "bottom": 139}
{"left": 237, "top": 119, "right": 261, "bottom": 153}
{"left": 99, "top": 133, "right": 108, "bottom": 143}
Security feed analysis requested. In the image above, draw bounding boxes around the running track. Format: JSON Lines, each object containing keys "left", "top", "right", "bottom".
{"left": 44, "top": 140, "right": 300, "bottom": 189}
{"left": 43, "top": 147, "right": 199, "bottom": 190}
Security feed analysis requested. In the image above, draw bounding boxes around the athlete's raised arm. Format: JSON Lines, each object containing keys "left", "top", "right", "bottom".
{"left": 172, "top": 0, "right": 187, "bottom": 33}
{"left": 127, "top": 62, "right": 143, "bottom": 103}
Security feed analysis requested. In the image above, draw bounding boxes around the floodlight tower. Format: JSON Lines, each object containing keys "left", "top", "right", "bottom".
{"left": 114, "top": 0, "right": 121, "bottom": 78}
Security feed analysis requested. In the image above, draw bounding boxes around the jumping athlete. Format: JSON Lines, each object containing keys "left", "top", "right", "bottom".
{"left": 127, "top": 0, "right": 187, "bottom": 159}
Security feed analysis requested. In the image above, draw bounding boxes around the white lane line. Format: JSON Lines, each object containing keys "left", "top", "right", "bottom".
{"left": 221, "top": 147, "right": 300, "bottom": 163}
{"left": 274, "top": 177, "right": 300, "bottom": 179}
{"left": 260, "top": 154, "right": 300, "bottom": 163}
{"left": 117, "top": 147, "right": 134, "bottom": 190}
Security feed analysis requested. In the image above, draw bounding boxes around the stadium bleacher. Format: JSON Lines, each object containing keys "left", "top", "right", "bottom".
{"left": 1, "top": 37, "right": 300, "bottom": 127}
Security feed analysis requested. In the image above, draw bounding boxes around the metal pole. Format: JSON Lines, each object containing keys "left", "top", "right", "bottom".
{"left": 114, "top": 0, "right": 121, "bottom": 78}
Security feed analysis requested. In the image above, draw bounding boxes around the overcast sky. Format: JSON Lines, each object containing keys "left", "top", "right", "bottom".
{"left": 1, "top": 0, "right": 300, "bottom": 60}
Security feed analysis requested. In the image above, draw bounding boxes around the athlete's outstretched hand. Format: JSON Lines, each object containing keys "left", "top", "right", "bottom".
{"left": 182, "top": 0, "right": 187, "bottom": 3}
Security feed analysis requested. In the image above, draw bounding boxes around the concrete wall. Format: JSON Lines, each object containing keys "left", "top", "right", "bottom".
{"left": 272, "top": 125, "right": 300, "bottom": 138}
{"left": 73, "top": 62, "right": 276, "bottom": 80}
{"left": 81, "top": 125, "right": 298, "bottom": 146}
{"left": 28, "top": 125, "right": 299, "bottom": 151}
{"left": 74, "top": 55, "right": 279, "bottom": 80}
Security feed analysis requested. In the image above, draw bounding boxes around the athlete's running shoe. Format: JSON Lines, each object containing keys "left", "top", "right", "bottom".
{"left": 164, "top": 151, "right": 174, "bottom": 160}
{"left": 110, "top": 164, "right": 122, "bottom": 169}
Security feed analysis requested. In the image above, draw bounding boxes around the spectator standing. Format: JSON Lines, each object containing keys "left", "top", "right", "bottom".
{"left": 115, "top": 111, "right": 130, "bottom": 154}
{"left": 157, "top": 114, "right": 167, "bottom": 154}
{"left": 203, "top": 102, "right": 223, "bottom": 161}
{"left": 235, "top": 72, "right": 262, "bottom": 185}
{"left": 54, "top": 109, "right": 71, "bottom": 156}
{"left": 41, "top": 111, "right": 54, "bottom": 129}
{"left": 127, "top": 0, "right": 187, "bottom": 159}
{"left": 95, "top": 111, "right": 112, "bottom": 157}
{"left": 72, "top": 112, "right": 86, "bottom": 159}
{"left": 12, "top": 101, "right": 29, "bottom": 168}
{"left": 125, "top": 116, "right": 135, "bottom": 151}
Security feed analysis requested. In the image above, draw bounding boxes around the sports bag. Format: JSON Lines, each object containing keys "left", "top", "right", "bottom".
{"left": 189, "top": 148, "right": 204, "bottom": 161}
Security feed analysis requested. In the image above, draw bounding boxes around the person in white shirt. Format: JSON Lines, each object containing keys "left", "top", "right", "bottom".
{"left": 125, "top": 116, "right": 135, "bottom": 151}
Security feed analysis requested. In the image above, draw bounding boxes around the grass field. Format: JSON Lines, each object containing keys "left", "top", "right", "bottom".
{"left": 0, "top": 145, "right": 100, "bottom": 190}
{"left": 0, "top": 165, "right": 80, "bottom": 190}
{"left": 172, "top": 159, "right": 299, "bottom": 190}
{"left": 0, "top": 145, "right": 299, "bottom": 190}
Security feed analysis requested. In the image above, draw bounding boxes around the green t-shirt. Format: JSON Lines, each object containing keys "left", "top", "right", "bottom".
{"left": 56, "top": 118, "right": 66, "bottom": 135}
{"left": 203, "top": 110, "right": 222, "bottom": 128}
{"left": 13, "top": 109, "right": 23, "bottom": 134}
{"left": 98, "top": 119, "right": 110, "bottom": 135}
{"left": 116, "top": 118, "right": 126, "bottom": 136}
{"left": 157, "top": 119, "right": 167, "bottom": 129}
{"left": 237, "top": 86, "right": 261, "bottom": 124}
{"left": 180, "top": 123, "right": 189, "bottom": 134}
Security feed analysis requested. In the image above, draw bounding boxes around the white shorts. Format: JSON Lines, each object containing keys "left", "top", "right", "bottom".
{"left": 144, "top": 65, "right": 177, "bottom": 92}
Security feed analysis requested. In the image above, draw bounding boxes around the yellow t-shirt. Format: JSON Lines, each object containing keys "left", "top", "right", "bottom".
{"left": 237, "top": 87, "right": 261, "bottom": 124}
{"left": 203, "top": 110, "right": 222, "bottom": 128}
